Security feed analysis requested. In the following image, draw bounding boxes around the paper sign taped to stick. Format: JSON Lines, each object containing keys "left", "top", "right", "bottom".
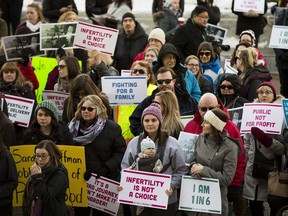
{"left": 233, "top": 0, "right": 265, "bottom": 13}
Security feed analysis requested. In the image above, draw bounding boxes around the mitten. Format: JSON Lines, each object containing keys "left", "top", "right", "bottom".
{"left": 20, "top": 49, "right": 30, "bottom": 66}
{"left": 251, "top": 127, "right": 273, "bottom": 147}
{"left": 84, "top": 170, "right": 92, "bottom": 181}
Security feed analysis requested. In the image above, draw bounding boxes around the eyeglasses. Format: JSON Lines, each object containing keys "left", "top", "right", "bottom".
{"left": 58, "top": 65, "right": 67, "bottom": 69}
{"left": 186, "top": 63, "right": 199, "bottom": 67}
{"left": 258, "top": 90, "right": 273, "bottom": 95}
{"left": 132, "top": 69, "right": 146, "bottom": 75}
{"left": 199, "top": 52, "right": 211, "bottom": 57}
{"left": 198, "top": 15, "right": 209, "bottom": 20}
{"left": 240, "top": 39, "right": 252, "bottom": 44}
{"left": 199, "top": 106, "right": 215, "bottom": 112}
{"left": 235, "top": 56, "right": 241, "bottom": 61}
{"left": 156, "top": 79, "right": 172, "bottom": 85}
{"left": 3, "top": 71, "right": 16, "bottom": 74}
{"left": 81, "top": 107, "right": 97, "bottom": 112}
{"left": 34, "top": 154, "right": 50, "bottom": 160}
{"left": 220, "top": 85, "right": 233, "bottom": 90}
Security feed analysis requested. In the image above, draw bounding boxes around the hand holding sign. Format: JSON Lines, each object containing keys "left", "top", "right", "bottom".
{"left": 251, "top": 127, "right": 273, "bottom": 147}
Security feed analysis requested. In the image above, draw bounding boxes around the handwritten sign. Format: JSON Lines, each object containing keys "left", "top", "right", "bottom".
{"left": 42, "top": 90, "right": 69, "bottom": 118}
{"left": 5, "top": 94, "right": 35, "bottom": 127}
{"left": 87, "top": 174, "right": 120, "bottom": 215}
{"left": 233, "top": 0, "right": 265, "bottom": 14}
{"left": 73, "top": 22, "right": 119, "bottom": 55}
{"left": 101, "top": 76, "right": 147, "bottom": 105}
{"left": 282, "top": 99, "right": 288, "bottom": 127}
{"left": 179, "top": 176, "right": 221, "bottom": 214}
{"left": 10, "top": 145, "right": 88, "bottom": 207}
{"left": 118, "top": 169, "right": 171, "bottom": 209}
{"left": 269, "top": 25, "right": 288, "bottom": 50}
{"left": 240, "top": 103, "right": 284, "bottom": 134}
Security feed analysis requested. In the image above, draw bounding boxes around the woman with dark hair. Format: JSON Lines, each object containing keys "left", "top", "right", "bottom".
{"left": 23, "top": 100, "right": 73, "bottom": 145}
{"left": 22, "top": 140, "right": 69, "bottom": 216}
{"left": 122, "top": 103, "right": 187, "bottom": 215}
{"left": 54, "top": 56, "right": 80, "bottom": 92}
{"left": 187, "top": 108, "right": 241, "bottom": 216}
{"left": 0, "top": 136, "right": 18, "bottom": 216}
{"left": 68, "top": 95, "right": 126, "bottom": 216}
{"left": 197, "top": 41, "right": 223, "bottom": 93}
{"left": 62, "top": 74, "right": 111, "bottom": 123}
{"left": 230, "top": 42, "right": 250, "bottom": 69}
{"left": 217, "top": 73, "right": 249, "bottom": 109}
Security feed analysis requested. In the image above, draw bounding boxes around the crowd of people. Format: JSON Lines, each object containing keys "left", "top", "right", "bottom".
{"left": 0, "top": 0, "right": 288, "bottom": 216}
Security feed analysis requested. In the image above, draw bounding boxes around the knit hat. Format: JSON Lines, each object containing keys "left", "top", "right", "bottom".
{"left": 239, "top": 29, "right": 256, "bottom": 46}
{"left": 35, "top": 100, "right": 58, "bottom": 121}
{"left": 141, "top": 136, "right": 156, "bottom": 152}
{"left": 191, "top": 5, "right": 208, "bottom": 17}
{"left": 204, "top": 110, "right": 226, "bottom": 132}
{"left": 121, "top": 12, "right": 136, "bottom": 24}
{"left": 257, "top": 81, "right": 277, "bottom": 100}
{"left": 141, "top": 103, "right": 163, "bottom": 124}
{"left": 148, "top": 28, "right": 166, "bottom": 45}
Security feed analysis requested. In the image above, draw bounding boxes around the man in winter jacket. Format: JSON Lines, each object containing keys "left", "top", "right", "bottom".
{"left": 113, "top": 12, "right": 148, "bottom": 73}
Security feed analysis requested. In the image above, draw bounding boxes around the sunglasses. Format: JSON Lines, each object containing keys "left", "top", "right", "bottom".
{"left": 235, "top": 56, "right": 241, "bottom": 61}
{"left": 220, "top": 85, "right": 233, "bottom": 90}
{"left": 132, "top": 69, "right": 146, "bottom": 75}
{"left": 200, "top": 106, "right": 215, "bottom": 112}
{"left": 81, "top": 107, "right": 96, "bottom": 112}
{"left": 58, "top": 65, "right": 67, "bottom": 69}
{"left": 156, "top": 79, "right": 172, "bottom": 85}
{"left": 199, "top": 52, "right": 211, "bottom": 57}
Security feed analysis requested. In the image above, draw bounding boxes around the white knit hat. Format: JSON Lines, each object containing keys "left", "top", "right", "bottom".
{"left": 148, "top": 28, "right": 166, "bottom": 45}
{"left": 141, "top": 137, "right": 156, "bottom": 152}
{"left": 204, "top": 110, "right": 226, "bottom": 132}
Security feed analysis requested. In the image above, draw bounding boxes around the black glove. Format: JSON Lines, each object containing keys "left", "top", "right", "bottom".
{"left": 20, "top": 49, "right": 30, "bottom": 66}
{"left": 84, "top": 170, "right": 92, "bottom": 181}
{"left": 97, "top": 165, "right": 109, "bottom": 177}
{"left": 56, "top": 47, "right": 66, "bottom": 58}
{"left": 279, "top": 53, "right": 288, "bottom": 62}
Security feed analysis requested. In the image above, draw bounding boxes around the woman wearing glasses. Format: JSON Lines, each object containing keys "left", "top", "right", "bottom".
{"left": 184, "top": 55, "right": 213, "bottom": 95}
{"left": 197, "top": 41, "right": 223, "bottom": 93}
{"left": 116, "top": 60, "right": 157, "bottom": 143}
{"left": 22, "top": 140, "right": 69, "bottom": 216}
{"left": 68, "top": 94, "right": 126, "bottom": 216}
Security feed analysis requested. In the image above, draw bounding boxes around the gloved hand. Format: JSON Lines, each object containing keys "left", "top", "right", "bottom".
{"left": 97, "top": 165, "right": 109, "bottom": 177}
{"left": 84, "top": 170, "right": 92, "bottom": 181}
{"left": 20, "top": 49, "right": 30, "bottom": 66}
{"left": 56, "top": 47, "right": 66, "bottom": 58}
{"left": 251, "top": 127, "right": 273, "bottom": 147}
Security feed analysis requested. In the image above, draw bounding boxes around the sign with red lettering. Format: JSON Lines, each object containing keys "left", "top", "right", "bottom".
{"left": 233, "top": 0, "right": 265, "bottom": 14}
{"left": 87, "top": 174, "right": 120, "bottom": 215}
{"left": 240, "top": 103, "right": 284, "bottom": 134}
{"left": 73, "top": 22, "right": 119, "bottom": 55}
{"left": 42, "top": 90, "right": 69, "bottom": 118}
{"left": 118, "top": 169, "right": 171, "bottom": 209}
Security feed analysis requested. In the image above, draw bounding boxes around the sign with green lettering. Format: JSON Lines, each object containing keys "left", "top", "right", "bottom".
{"left": 179, "top": 176, "right": 221, "bottom": 214}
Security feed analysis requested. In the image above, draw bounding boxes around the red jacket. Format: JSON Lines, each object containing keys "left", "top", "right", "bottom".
{"left": 184, "top": 102, "right": 246, "bottom": 186}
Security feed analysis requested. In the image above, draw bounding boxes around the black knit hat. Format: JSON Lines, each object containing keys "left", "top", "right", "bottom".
{"left": 122, "top": 12, "right": 136, "bottom": 24}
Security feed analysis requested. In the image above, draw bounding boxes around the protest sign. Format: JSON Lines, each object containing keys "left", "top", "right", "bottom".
{"left": 233, "top": 0, "right": 265, "bottom": 13}
{"left": 178, "top": 132, "right": 198, "bottom": 165}
{"left": 42, "top": 90, "right": 70, "bottom": 118}
{"left": 73, "top": 22, "right": 119, "bottom": 55}
{"left": 180, "top": 115, "right": 194, "bottom": 128}
{"left": 282, "top": 99, "right": 288, "bottom": 127}
{"left": 179, "top": 176, "right": 221, "bottom": 214}
{"left": 205, "top": 23, "right": 227, "bottom": 44}
{"left": 228, "top": 106, "right": 244, "bottom": 131}
{"left": 10, "top": 145, "right": 88, "bottom": 207}
{"left": 87, "top": 174, "right": 120, "bottom": 215}
{"left": 240, "top": 103, "right": 284, "bottom": 134}
{"left": 5, "top": 94, "right": 35, "bottom": 127}
{"left": 269, "top": 25, "right": 288, "bottom": 50}
{"left": 101, "top": 76, "right": 147, "bottom": 105}
{"left": 121, "top": 69, "right": 132, "bottom": 76}
{"left": 118, "top": 169, "right": 171, "bottom": 209}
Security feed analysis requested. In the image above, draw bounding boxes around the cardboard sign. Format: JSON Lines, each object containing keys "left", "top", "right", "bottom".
{"left": 282, "top": 99, "right": 288, "bottom": 127}
{"left": 179, "top": 176, "right": 221, "bottom": 214}
{"left": 240, "top": 103, "right": 284, "bottom": 134}
{"left": 87, "top": 174, "right": 120, "bottom": 215}
{"left": 10, "top": 145, "right": 88, "bottom": 207}
{"left": 269, "top": 25, "right": 288, "bottom": 50}
{"left": 42, "top": 90, "right": 70, "bottom": 118}
{"left": 178, "top": 132, "right": 198, "bottom": 165}
{"left": 5, "top": 94, "right": 35, "bottom": 127}
{"left": 233, "top": 0, "right": 265, "bottom": 13}
{"left": 118, "top": 169, "right": 171, "bottom": 209}
{"left": 101, "top": 76, "right": 147, "bottom": 105}
{"left": 73, "top": 22, "right": 119, "bottom": 55}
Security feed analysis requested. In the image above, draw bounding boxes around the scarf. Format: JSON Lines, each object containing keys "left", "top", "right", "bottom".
{"left": 26, "top": 21, "right": 41, "bottom": 32}
{"left": 68, "top": 117, "right": 106, "bottom": 145}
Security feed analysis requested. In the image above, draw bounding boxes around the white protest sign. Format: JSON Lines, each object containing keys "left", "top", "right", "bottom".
{"left": 42, "top": 90, "right": 69, "bottom": 118}
{"left": 118, "top": 169, "right": 171, "bottom": 209}
{"left": 179, "top": 176, "right": 221, "bottom": 214}
{"left": 121, "top": 70, "right": 132, "bottom": 77}
{"left": 87, "top": 174, "right": 120, "bottom": 215}
{"left": 180, "top": 115, "right": 194, "bottom": 128}
{"left": 240, "top": 103, "right": 284, "bottom": 134}
{"left": 101, "top": 76, "right": 147, "bottom": 105}
{"left": 5, "top": 94, "right": 35, "bottom": 127}
{"left": 233, "top": 0, "right": 265, "bottom": 13}
{"left": 73, "top": 22, "right": 119, "bottom": 55}
{"left": 269, "top": 25, "right": 288, "bottom": 50}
